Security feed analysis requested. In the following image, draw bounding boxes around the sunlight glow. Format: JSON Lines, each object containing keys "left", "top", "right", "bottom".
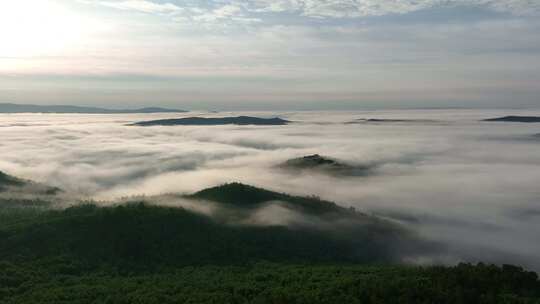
{"left": 0, "top": 0, "right": 98, "bottom": 58}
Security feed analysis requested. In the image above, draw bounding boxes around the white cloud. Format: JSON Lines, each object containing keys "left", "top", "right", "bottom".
{"left": 80, "top": 0, "right": 540, "bottom": 25}
{"left": 213, "top": 4, "right": 243, "bottom": 18}
{"left": 87, "top": 0, "right": 183, "bottom": 14}
{"left": 250, "top": 0, "right": 303, "bottom": 13}
{"left": 483, "top": 0, "right": 540, "bottom": 16}
{"left": 2, "top": 110, "right": 540, "bottom": 269}
{"left": 81, "top": 0, "right": 540, "bottom": 20}
{"left": 192, "top": 3, "right": 257, "bottom": 23}
{"left": 247, "top": 0, "right": 540, "bottom": 18}
{"left": 2, "top": 0, "right": 540, "bottom": 108}
{"left": 300, "top": 0, "right": 432, "bottom": 18}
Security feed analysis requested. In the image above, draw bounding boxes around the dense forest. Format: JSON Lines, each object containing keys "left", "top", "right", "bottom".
{"left": 2, "top": 261, "right": 539, "bottom": 304}
{"left": 1, "top": 173, "right": 539, "bottom": 303}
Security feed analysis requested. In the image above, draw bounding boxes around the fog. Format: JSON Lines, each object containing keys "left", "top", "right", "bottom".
{"left": 1, "top": 109, "right": 540, "bottom": 269}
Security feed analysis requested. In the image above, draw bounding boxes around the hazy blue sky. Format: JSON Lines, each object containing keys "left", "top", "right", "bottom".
{"left": 1, "top": 0, "right": 539, "bottom": 110}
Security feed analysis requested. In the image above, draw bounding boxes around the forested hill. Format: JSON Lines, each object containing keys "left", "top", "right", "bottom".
{"left": 0, "top": 171, "right": 24, "bottom": 189}
{"left": 482, "top": 116, "right": 540, "bottom": 123}
{"left": 0, "top": 183, "right": 422, "bottom": 269}
{"left": 279, "top": 154, "right": 376, "bottom": 176}
{"left": 0, "top": 171, "right": 60, "bottom": 195}
{"left": 188, "top": 182, "right": 347, "bottom": 215}
{"left": 1, "top": 175, "right": 540, "bottom": 303}
{"left": 132, "top": 116, "right": 290, "bottom": 126}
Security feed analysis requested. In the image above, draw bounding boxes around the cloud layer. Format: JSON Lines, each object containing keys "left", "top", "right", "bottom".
{"left": 1, "top": 109, "right": 540, "bottom": 269}
{"left": 92, "top": 0, "right": 183, "bottom": 13}
{"left": 84, "top": 0, "right": 540, "bottom": 20}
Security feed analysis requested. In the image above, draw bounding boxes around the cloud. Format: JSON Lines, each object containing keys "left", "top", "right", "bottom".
{"left": 248, "top": 0, "right": 540, "bottom": 18}
{"left": 2, "top": 110, "right": 540, "bottom": 270}
{"left": 3, "top": 0, "right": 539, "bottom": 109}
{"left": 192, "top": 3, "right": 261, "bottom": 24}
{"left": 484, "top": 0, "right": 540, "bottom": 16}
{"left": 84, "top": 0, "right": 540, "bottom": 22}
{"left": 87, "top": 0, "right": 183, "bottom": 14}
{"left": 3, "top": 9, "right": 539, "bottom": 108}
{"left": 2, "top": 0, "right": 540, "bottom": 267}
{"left": 300, "top": 0, "right": 435, "bottom": 18}
{"left": 250, "top": 0, "right": 303, "bottom": 13}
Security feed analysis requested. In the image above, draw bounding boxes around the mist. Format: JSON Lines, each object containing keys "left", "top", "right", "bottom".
{"left": 1, "top": 109, "right": 540, "bottom": 270}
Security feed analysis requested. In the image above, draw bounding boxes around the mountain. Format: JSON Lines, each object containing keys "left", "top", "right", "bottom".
{"left": 0, "top": 103, "right": 186, "bottom": 114}
{"left": 0, "top": 184, "right": 422, "bottom": 269}
{"left": 0, "top": 170, "right": 60, "bottom": 195}
{"left": 483, "top": 116, "right": 540, "bottom": 123}
{"left": 0, "top": 171, "right": 24, "bottom": 189}
{"left": 349, "top": 118, "right": 408, "bottom": 123}
{"left": 132, "top": 116, "right": 290, "bottom": 126}
{"left": 188, "top": 182, "right": 348, "bottom": 216}
{"left": 1, "top": 180, "right": 539, "bottom": 303}
{"left": 0, "top": 181, "right": 429, "bottom": 265}
{"left": 280, "top": 154, "right": 375, "bottom": 176}
{"left": 346, "top": 118, "right": 436, "bottom": 124}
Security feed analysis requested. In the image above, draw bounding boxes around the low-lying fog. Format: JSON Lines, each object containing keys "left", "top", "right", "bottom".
{"left": 1, "top": 109, "right": 540, "bottom": 270}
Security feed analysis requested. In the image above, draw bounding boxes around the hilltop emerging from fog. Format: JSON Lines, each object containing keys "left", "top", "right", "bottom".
{"left": 132, "top": 116, "right": 290, "bottom": 126}
{"left": 1, "top": 171, "right": 539, "bottom": 303}
{"left": 483, "top": 116, "right": 540, "bottom": 123}
{"left": 0, "top": 172, "right": 427, "bottom": 266}
{"left": 0, "top": 170, "right": 60, "bottom": 196}
{"left": 280, "top": 154, "right": 376, "bottom": 176}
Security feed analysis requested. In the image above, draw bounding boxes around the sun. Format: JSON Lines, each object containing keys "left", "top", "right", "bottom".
{"left": 0, "top": 0, "right": 94, "bottom": 58}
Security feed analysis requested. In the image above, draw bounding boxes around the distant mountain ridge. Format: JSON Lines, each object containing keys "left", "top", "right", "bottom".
{"left": 132, "top": 116, "right": 290, "bottom": 126}
{"left": 483, "top": 116, "right": 540, "bottom": 123}
{"left": 0, "top": 103, "right": 187, "bottom": 114}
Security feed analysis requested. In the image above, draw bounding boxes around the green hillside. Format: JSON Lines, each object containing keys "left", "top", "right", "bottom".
{"left": 0, "top": 177, "right": 539, "bottom": 303}
{"left": 0, "top": 171, "right": 60, "bottom": 195}
{"left": 0, "top": 202, "right": 409, "bottom": 270}
{"left": 189, "top": 182, "right": 346, "bottom": 216}
{"left": 0, "top": 171, "right": 24, "bottom": 190}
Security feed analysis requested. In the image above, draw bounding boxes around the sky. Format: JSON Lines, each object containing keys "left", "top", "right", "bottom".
{"left": 0, "top": 0, "right": 539, "bottom": 110}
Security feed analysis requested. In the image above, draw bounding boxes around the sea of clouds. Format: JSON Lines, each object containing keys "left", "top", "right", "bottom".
{"left": 1, "top": 109, "right": 540, "bottom": 269}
